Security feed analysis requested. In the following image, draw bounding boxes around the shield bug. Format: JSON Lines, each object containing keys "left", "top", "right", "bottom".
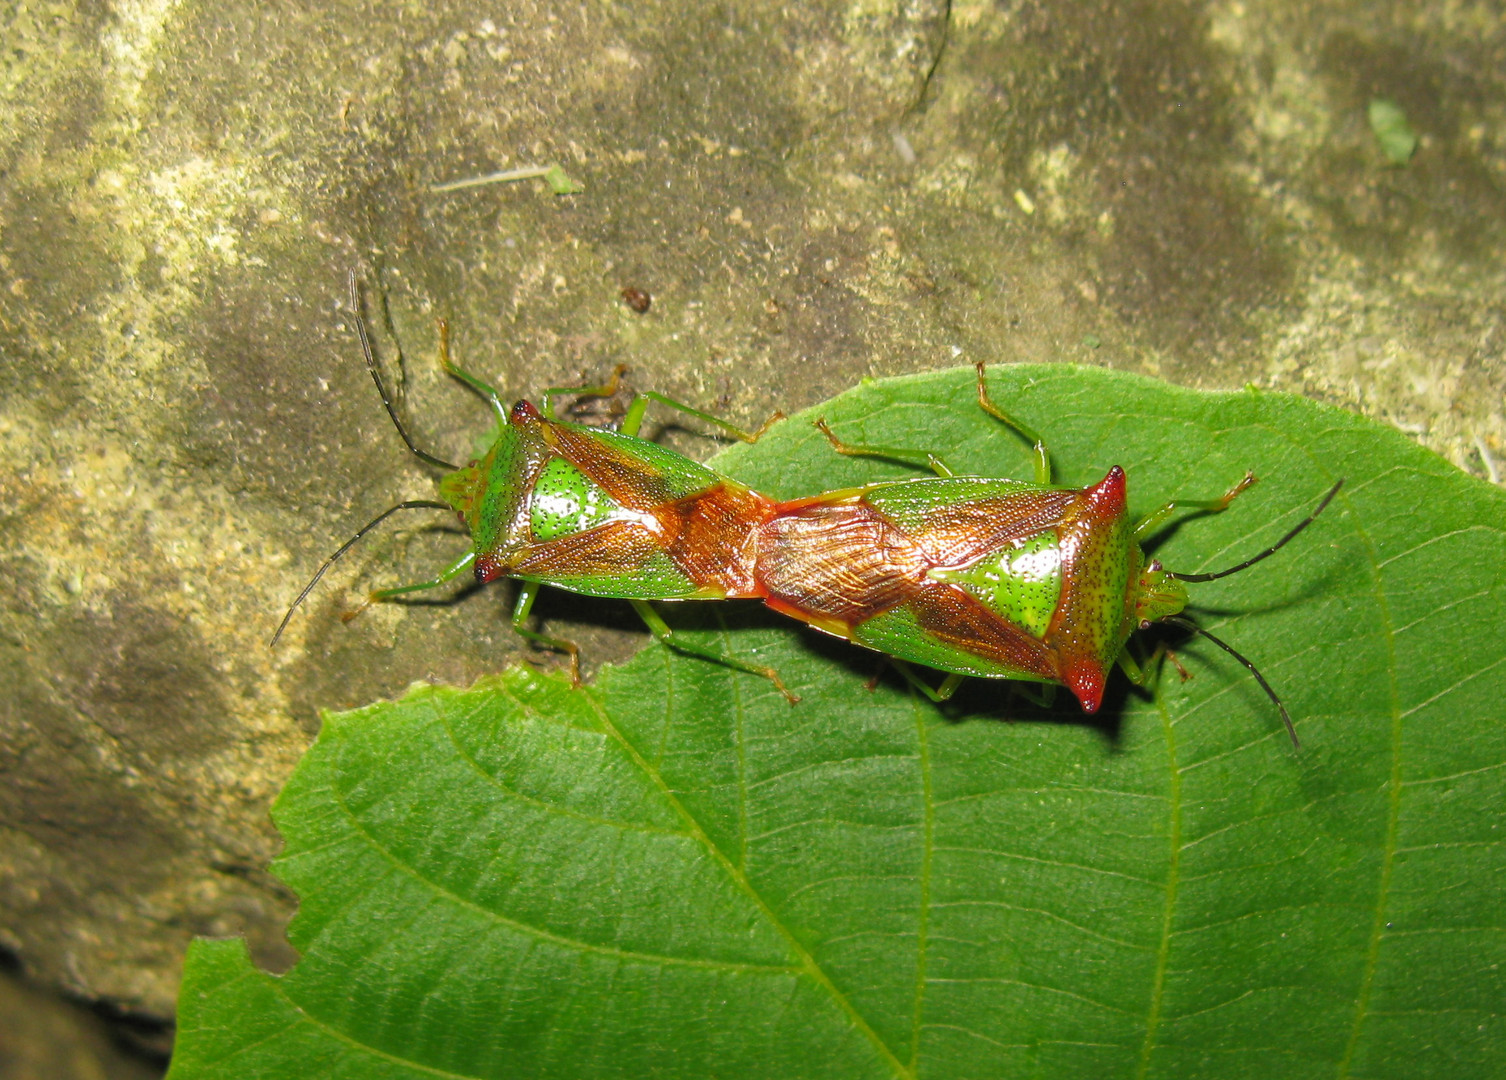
{"left": 273, "top": 274, "right": 796, "bottom": 701}
{"left": 750, "top": 363, "right": 1340, "bottom": 747}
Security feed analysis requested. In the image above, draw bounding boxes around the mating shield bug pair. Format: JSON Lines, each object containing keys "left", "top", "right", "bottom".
{"left": 275, "top": 276, "right": 1340, "bottom": 747}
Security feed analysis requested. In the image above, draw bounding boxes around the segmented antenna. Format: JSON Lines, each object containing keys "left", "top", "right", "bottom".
{"left": 1171, "top": 479, "right": 1343, "bottom": 583}
{"left": 1164, "top": 615, "right": 1300, "bottom": 750}
{"left": 270, "top": 500, "right": 451, "bottom": 646}
{"left": 348, "top": 271, "right": 459, "bottom": 472}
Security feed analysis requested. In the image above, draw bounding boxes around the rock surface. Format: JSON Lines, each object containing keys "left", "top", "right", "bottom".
{"left": 0, "top": 0, "right": 1501, "bottom": 1045}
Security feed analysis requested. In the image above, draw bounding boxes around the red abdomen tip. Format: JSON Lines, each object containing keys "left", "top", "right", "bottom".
{"left": 1063, "top": 658, "right": 1108, "bottom": 713}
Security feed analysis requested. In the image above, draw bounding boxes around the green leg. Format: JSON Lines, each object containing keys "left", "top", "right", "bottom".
{"left": 1134, "top": 471, "right": 1255, "bottom": 538}
{"left": 1117, "top": 643, "right": 1156, "bottom": 689}
{"left": 343, "top": 550, "right": 477, "bottom": 622}
{"left": 974, "top": 361, "right": 1051, "bottom": 485}
{"left": 629, "top": 600, "right": 799, "bottom": 704}
{"left": 1010, "top": 681, "right": 1057, "bottom": 709}
{"left": 813, "top": 418, "right": 956, "bottom": 478}
{"left": 1117, "top": 640, "right": 1189, "bottom": 690}
{"left": 435, "top": 318, "right": 508, "bottom": 425}
{"left": 542, "top": 366, "right": 782, "bottom": 443}
{"left": 541, "top": 364, "right": 629, "bottom": 421}
{"left": 510, "top": 580, "right": 582, "bottom": 685}
{"left": 622, "top": 391, "right": 782, "bottom": 443}
{"left": 889, "top": 660, "right": 966, "bottom": 702}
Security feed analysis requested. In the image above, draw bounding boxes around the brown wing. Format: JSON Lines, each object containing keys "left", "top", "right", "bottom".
{"left": 755, "top": 502, "right": 927, "bottom": 626}
{"left": 656, "top": 482, "right": 775, "bottom": 597}
{"left": 480, "top": 519, "right": 663, "bottom": 583}
{"left": 903, "top": 581, "right": 1060, "bottom": 681}
{"left": 876, "top": 490, "right": 1078, "bottom": 567}
{"left": 542, "top": 424, "right": 687, "bottom": 509}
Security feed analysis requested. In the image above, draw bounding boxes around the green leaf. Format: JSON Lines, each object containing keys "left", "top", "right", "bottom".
{"left": 169, "top": 366, "right": 1506, "bottom": 1079}
{"left": 1368, "top": 99, "right": 1419, "bottom": 166}
{"left": 543, "top": 164, "right": 583, "bottom": 195}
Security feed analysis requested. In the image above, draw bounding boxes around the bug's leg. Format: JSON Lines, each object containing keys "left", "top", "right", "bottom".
{"left": 975, "top": 361, "right": 1051, "bottom": 484}
{"left": 544, "top": 366, "right": 783, "bottom": 441}
{"left": 623, "top": 391, "right": 783, "bottom": 443}
{"left": 628, "top": 600, "right": 799, "bottom": 704}
{"left": 434, "top": 317, "right": 507, "bottom": 425}
{"left": 540, "top": 364, "right": 630, "bottom": 421}
{"left": 1116, "top": 640, "right": 1190, "bottom": 693}
{"left": 1133, "top": 471, "right": 1256, "bottom": 538}
{"left": 889, "top": 660, "right": 966, "bottom": 702}
{"left": 1117, "top": 643, "right": 1156, "bottom": 690}
{"left": 510, "top": 580, "right": 582, "bottom": 685}
{"left": 1009, "top": 681, "right": 1058, "bottom": 709}
{"left": 812, "top": 419, "right": 956, "bottom": 477}
{"left": 342, "top": 550, "right": 478, "bottom": 623}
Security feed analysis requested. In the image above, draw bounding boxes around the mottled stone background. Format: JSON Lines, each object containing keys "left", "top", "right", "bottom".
{"left": 0, "top": 0, "right": 1502, "bottom": 1072}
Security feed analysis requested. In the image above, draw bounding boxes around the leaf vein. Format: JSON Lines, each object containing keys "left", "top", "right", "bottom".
{"left": 931, "top": 845, "right": 1161, "bottom": 888}
{"left": 1337, "top": 483, "right": 1405, "bottom": 1080}
{"left": 328, "top": 773, "right": 798, "bottom": 976}
{"left": 910, "top": 698, "right": 934, "bottom": 1071}
{"left": 578, "top": 682, "right": 915, "bottom": 1078}
{"left": 430, "top": 694, "right": 685, "bottom": 838}
{"left": 931, "top": 898, "right": 1149, "bottom": 950}
{"left": 1399, "top": 653, "right": 1506, "bottom": 719}
{"left": 1134, "top": 688, "right": 1183, "bottom": 1080}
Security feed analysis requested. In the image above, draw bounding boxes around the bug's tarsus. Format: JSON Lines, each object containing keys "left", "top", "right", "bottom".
{"left": 743, "top": 409, "right": 786, "bottom": 443}
{"left": 1214, "top": 470, "right": 1257, "bottom": 510}
{"left": 1171, "top": 478, "right": 1344, "bottom": 584}
{"left": 1165, "top": 615, "right": 1299, "bottom": 750}
{"left": 348, "top": 271, "right": 459, "bottom": 472}
{"left": 270, "top": 499, "right": 452, "bottom": 647}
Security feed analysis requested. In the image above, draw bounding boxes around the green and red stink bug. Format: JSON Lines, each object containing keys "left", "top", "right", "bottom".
{"left": 272, "top": 274, "right": 797, "bottom": 701}
{"left": 748, "top": 363, "right": 1341, "bottom": 747}
{"left": 277, "top": 278, "right": 1338, "bottom": 745}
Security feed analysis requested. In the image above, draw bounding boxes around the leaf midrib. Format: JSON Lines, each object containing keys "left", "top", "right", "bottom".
{"left": 578, "top": 667, "right": 916, "bottom": 1079}
{"left": 1337, "top": 486, "right": 1405, "bottom": 1080}
{"left": 325, "top": 753, "right": 800, "bottom": 975}
{"left": 1134, "top": 688, "right": 1184, "bottom": 1080}
{"left": 909, "top": 692, "right": 934, "bottom": 1072}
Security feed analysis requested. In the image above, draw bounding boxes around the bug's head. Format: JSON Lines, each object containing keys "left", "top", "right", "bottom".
{"left": 1132, "top": 558, "right": 1189, "bottom": 628}
{"left": 437, "top": 421, "right": 531, "bottom": 556}
{"left": 438, "top": 460, "right": 485, "bottom": 521}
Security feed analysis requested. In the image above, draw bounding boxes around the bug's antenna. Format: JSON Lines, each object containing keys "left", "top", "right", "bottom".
{"left": 349, "top": 271, "right": 459, "bottom": 472}
{"left": 1164, "top": 615, "right": 1299, "bottom": 750}
{"left": 1172, "top": 478, "right": 1343, "bottom": 583}
{"left": 270, "top": 500, "right": 452, "bottom": 646}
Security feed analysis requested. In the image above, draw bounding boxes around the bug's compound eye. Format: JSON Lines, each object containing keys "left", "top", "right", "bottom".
{"left": 1140, "top": 619, "right": 1153, "bottom": 630}
{"left": 1149, "top": 559, "right": 1162, "bottom": 572}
